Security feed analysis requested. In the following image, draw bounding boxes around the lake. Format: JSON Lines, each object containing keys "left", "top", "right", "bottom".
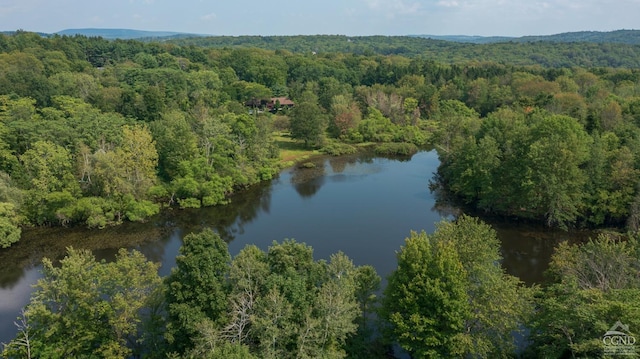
{"left": 0, "top": 150, "right": 587, "bottom": 346}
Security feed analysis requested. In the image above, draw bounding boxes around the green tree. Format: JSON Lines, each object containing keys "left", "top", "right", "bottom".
{"left": 231, "top": 80, "right": 272, "bottom": 107}
{"left": 439, "top": 135, "right": 501, "bottom": 204}
{"left": 313, "top": 252, "right": 361, "bottom": 357}
{"left": 0, "top": 51, "right": 51, "bottom": 106}
{"left": 0, "top": 96, "right": 40, "bottom": 155}
{"left": 547, "top": 92, "right": 588, "bottom": 123}
{"left": 170, "top": 157, "right": 233, "bottom": 208}
{"left": 382, "top": 230, "right": 470, "bottom": 358}
{"left": 151, "top": 110, "right": 199, "bottom": 180}
{"left": 186, "top": 321, "right": 258, "bottom": 359}
{"left": 382, "top": 216, "right": 533, "bottom": 358}
{"left": 403, "top": 97, "right": 420, "bottom": 125}
{"left": 221, "top": 245, "right": 270, "bottom": 344}
{"left": 584, "top": 132, "right": 639, "bottom": 226}
{"left": 318, "top": 76, "right": 351, "bottom": 111}
{"left": 48, "top": 72, "right": 98, "bottom": 101}
{"left": 248, "top": 240, "right": 362, "bottom": 359}
{"left": 45, "top": 95, "right": 131, "bottom": 151}
{"left": 289, "top": 92, "right": 326, "bottom": 147}
{"left": 165, "top": 229, "right": 231, "bottom": 353}
{"left": 176, "top": 239, "right": 369, "bottom": 359}
{"left": 0, "top": 202, "right": 21, "bottom": 247}
{"left": 345, "top": 264, "right": 383, "bottom": 359}
{"left": 599, "top": 100, "right": 623, "bottom": 131}
{"left": 527, "top": 234, "right": 640, "bottom": 358}
{"left": 0, "top": 172, "right": 23, "bottom": 247}
{"left": 525, "top": 112, "right": 591, "bottom": 227}
{"left": 87, "top": 125, "right": 159, "bottom": 223}
{"left": 439, "top": 108, "right": 593, "bottom": 228}
{"left": 431, "top": 215, "right": 533, "bottom": 357}
{"left": 252, "top": 287, "right": 297, "bottom": 359}
{"left": 118, "top": 125, "right": 158, "bottom": 199}
{"left": 510, "top": 72, "right": 560, "bottom": 107}
{"left": 187, "top": 70, "right": 223, "bottom": 105}
{"left": 356, "top": 108, "right": 398, "bottom": 143}
{"left": 20, "top": 140, "right": 80, "bottom": 225}
{"left": 431, "top": 99, "right": 481, "bottom": 153}
{"left": 3, "top": 248, "right": 162, "bottom": 358}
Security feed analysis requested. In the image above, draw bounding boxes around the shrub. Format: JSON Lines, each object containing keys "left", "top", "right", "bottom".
{"left": 320, "top": 142, "right": 358, "bottom": 156}
{"left": 374, "top": 142, "right": 419, "bottom": 156}
{"left": 178, "top": 197, "right": 201, "bottom": 209}
{"left": 272, "top": 115, "right": 290, "bottom": 132}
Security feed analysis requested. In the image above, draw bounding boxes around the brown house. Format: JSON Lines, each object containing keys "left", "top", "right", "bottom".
{"left": 266, "top": 97, "right": 295, "bottom": 112}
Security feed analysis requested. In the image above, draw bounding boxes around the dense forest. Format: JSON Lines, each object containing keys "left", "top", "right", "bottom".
{"left": 1, "top": 31, "right": 640, "bottom": 357}
{"left": 166, "top": 34, "right": 640, "bottom": 67}
{"left": 408, "top": 30, "right": 640, "bottom": 45}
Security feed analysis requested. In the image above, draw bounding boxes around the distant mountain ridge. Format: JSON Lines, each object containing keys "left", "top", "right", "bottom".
{"left": 411, "top": 34, "right": 515, "bottom": 44}
{"left": 54, "top": 28, "right": 206, "bottom": 40}
{"left": 414, "top": 29, "right": 640, "bottom": 45}
{"left": 4, "top": 28, "right": 639, "bottom": 45}
{"left": 517, "top": 30, "right": 640, "bottom": 44}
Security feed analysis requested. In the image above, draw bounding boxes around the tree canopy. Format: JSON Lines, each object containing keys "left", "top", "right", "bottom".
{"left": 3, "top": 248, "right": 163, "bottom": 358}
{"left": 1, "top": 31, "right": 640, "bottom": 248}
{"left": 382, "top": 216, "right": 533, "bottom": 358}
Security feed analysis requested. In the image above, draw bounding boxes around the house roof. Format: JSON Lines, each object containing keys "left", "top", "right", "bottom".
{"left": 270, "top": 97, "right": 294, "bottom": 106}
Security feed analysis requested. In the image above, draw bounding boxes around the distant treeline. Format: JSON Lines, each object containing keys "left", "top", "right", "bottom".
{"left": 164, "top": 34, "right": 640, "bottom": 68}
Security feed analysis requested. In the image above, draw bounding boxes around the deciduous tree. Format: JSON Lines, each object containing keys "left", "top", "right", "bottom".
{"left": 289, "top": 92, "right": 326, "bottom": 147}
{"left": 20, "top": 140, "right": 80, "bottom": 225}
{"left": 3, "top": 248, "right": 162, "bottom": 358}
{"left": 527, "top": 234, "right": 640, "bottom": 358}
{"left": 382, "top": 216, "right": 533, "bottom": 358}
{"left": 165, "top": 229, "right": 231, "bottom": 353}
{"left": 382, "top": 230, "right": 470, "bottom": 358}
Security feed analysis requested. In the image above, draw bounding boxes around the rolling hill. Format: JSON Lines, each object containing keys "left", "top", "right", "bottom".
{"left": 414, "top": 29, "right": 640, "bottom": 45}
{"left": 55, "top": 28, "right": 206, "bottom": 40}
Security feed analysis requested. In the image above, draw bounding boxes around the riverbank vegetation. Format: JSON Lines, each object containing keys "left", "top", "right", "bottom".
{"left": 381, "top": 216, "right": 533, "bottom": 358}
{"left": 1, "top": 31, "right": 640, "bottom": 247}
{"left": 5, "top": 218, "right": 639, "bottom": 358}
{"left": 3, "top": 229, "right": 382, "bottom": 358}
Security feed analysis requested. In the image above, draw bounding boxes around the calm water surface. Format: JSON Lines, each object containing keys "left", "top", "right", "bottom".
{"left": 0, "top": 150, "right": 587, "bottom": 345}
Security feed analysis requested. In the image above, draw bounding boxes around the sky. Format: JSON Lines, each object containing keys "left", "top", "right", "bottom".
{"left": 0, "top": 0, "right": 639, "bottom": 37}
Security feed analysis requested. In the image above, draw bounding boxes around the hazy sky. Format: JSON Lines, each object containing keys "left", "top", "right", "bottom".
{"left": 0, "top": 0, "right": 638, "bottom": 37}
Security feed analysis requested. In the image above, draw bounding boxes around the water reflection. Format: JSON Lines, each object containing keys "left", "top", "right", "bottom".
{"left": 0, "top": 150, "right": 597, "bottom": 345}
{"left": 0, "top": 268, "right": 40, "bottom": 322}
{"left": 328, "top": 156, "right": 348, "bottom": 173}
{"left": 161, "top": 177, "right": 276, "bottom": 243}
{"left": 493, "top": 220, "right": 593, "bottom": 284}
{"left": 0, "top": 222, "right": 165, "bottom": 288}
{"left": 0, "top": 264, "right": 25, "bottom": 290}
{"left": 293, "top": 175, "right": 326, "bottom": 198}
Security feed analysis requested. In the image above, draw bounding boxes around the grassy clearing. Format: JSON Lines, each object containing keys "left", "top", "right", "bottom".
{"left": 274, "top": 132, "right": 321, "bottom": 168}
